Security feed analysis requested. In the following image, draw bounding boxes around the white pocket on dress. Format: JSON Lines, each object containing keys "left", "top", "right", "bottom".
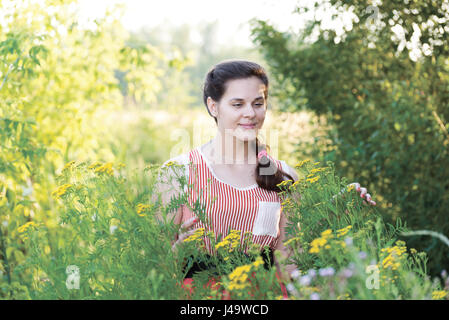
{"left": 252, "top": 201, "right": 281, "bottom": 238}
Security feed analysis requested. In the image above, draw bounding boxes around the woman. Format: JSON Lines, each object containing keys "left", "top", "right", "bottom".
{"left": 155, "top": 60, "right": 376, "bottom": 298}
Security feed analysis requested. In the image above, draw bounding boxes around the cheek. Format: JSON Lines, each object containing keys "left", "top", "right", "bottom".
{"left": 256, "top": 109, "right": 266, "bottom": 121}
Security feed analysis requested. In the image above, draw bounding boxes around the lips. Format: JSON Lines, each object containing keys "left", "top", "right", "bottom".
{"left": 239, "top": 123, "right": 256, "bottom": 129}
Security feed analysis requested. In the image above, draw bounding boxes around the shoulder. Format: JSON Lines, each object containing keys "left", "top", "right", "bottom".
{"left": 159, "top": 152, "right": 190, "bottom": 182}
{"left": 279, "top": 160, "right": 299, "bottom": 182}
{"left": 161, "top": 152, "right": 190, "bottom": 168}
{"left": 154, "top": 152, "right": 191, "bottom": 200}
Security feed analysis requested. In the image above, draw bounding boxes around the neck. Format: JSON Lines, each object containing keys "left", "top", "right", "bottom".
{"left": 209, "top": 132, "right": 258, "bottom": 165}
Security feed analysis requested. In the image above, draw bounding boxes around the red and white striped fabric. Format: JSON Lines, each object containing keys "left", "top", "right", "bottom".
{"left": 166, "top": 146, "right": 289, "bottom": 255}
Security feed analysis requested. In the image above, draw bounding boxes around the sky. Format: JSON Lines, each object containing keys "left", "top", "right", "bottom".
{"left": 77, "top": 0, "right": 321, "bottom": 47}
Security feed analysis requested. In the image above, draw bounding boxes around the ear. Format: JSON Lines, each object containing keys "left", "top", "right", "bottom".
{"left": 206, "top": 96, "right": 218, "bottom": 117}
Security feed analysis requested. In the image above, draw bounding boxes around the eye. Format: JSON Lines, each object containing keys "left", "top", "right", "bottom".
{"left": 233, "top": 103, "right": 243, "bottom": 107}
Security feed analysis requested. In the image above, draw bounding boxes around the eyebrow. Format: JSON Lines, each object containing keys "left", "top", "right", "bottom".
{"left": 229, "top": 96, "right": 265, "bottom": 102}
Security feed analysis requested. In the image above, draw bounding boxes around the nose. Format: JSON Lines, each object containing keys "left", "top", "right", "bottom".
{"left": 242, "top": 103, "right": 256, "bottom": 118}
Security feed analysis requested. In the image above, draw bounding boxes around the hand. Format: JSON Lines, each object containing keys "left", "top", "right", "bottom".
{"left": 347, "top": 182, "right": 377, "bottom": 206}
{"left": 332, "top": 182, "right": 377, "bottom": 207}
{"left": 171, "top": 217, "right": 198, "bottom": 252}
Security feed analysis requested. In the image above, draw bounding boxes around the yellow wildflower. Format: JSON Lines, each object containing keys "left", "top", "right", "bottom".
{"left": 432, "top": 290, "right": 447, "bottom": 300}
{"left": 17, "top": 221, "right": 39, "bottom": 240}
{"left": 306, "top": 176, "right": 320, "bottom": 183}
{"left": 310, "top": 168, "right": 326, "bottom": 174}
{"left": 94, "top": 162, "right": 114, "bottom": 176}
{"left": 88, "top": 161, "right": 102, "bottom": 169}
{"left": 277, "top": 180, "right": 293, "bottom": 188}
{"left": 309, "top": 230, "right": 333, "bottom": 253}
{"left": 215, "top": 230, "right": 241, "bottom": 252}
{"left": 252, "top": 257, "right": 264, "bottom": 268}
{"left": 321, "top": 229, "right": 333, "bottom": 238}
{"left": 309, "top": 237, "right": 327, "bottom": 253}
{"left": 295, "top": 159, "right": 311, "bottom": 168}
{"left": 164, "top": 161, "right": 176, "bottom": 167}
{"left": 309, "top": 246, "right": 320, "bottom": 254}
{"left": 228, "top": 264, "right": 251, "bottom": 284}
{"left": 62, "top": 161, "right": 76, "bottom": 171}
{"left": 284, "top": 237, "right": 300, "bottom": 247}
{"left": 336, "top": 225, "right": 352, "bottom": 238}
{"left": 136, "top": 203, "right": 153, "bottom": 216}
{"left": 215, "top": 240, "right": 230, "bottom": 250}
{"left": 17, "top": 221, "right": 38, "bottom": 233}
{"left": 51, "top": 184, "right": 73, "bottom": 198}
{"left": 228, "top": 283, "right": 248, "bottom": 291}
{"left": 227, "top": 262, "right": 255, "bottom": 293}
{"left": 381, "top": 243, "right": 406, "bottom": 270}
{"left": 312, "top": 237, "right": 328, "bottom": 247}
{"left": 289, "top": 180, "right": 301, "bottom": 189}
{"left": 184, "top": 228, "right": 205, "bottom": 243}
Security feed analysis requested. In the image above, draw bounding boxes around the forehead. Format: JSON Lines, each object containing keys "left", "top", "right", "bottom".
{"left": 223, "top": 76, "right": 266, "bottom": 100}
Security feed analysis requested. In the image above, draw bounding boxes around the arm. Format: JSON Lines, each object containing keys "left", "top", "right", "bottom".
{"left": 152, "top": 157, "right": 190, "bottom": 241}
{"left": 274, "top": 163, "right": 300, "bottom": 281}
{"left": 274, "top": 210, "right": 299, "bottom": 282}
{"left": 152, "top": 164, "right": 184, "bottom": 227}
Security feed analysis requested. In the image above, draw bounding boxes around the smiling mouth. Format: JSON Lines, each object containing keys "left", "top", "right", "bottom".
{"left": 239, "top": 124, "right": 256, "bottom": 129}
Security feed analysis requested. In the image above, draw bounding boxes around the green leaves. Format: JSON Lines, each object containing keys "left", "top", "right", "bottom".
{"left": 251, "top": 0, "right": 449, "bottom": 277}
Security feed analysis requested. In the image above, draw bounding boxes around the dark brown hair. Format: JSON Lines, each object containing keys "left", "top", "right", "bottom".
{"left": 202, "top": 60, "right": 294, "bottom": 193}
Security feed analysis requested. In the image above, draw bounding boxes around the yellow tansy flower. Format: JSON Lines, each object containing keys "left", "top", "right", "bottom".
{"left": 432, "top": 290, "right": 447, "bottom": 300}
{"left": 184, "top": 228, "right": 205, "bottom": 243}
{"left": 252, "top": 257, "right": 264, "bottom": 268}
{"left": 62, "top": 161, "right": 76, "bottom": 171}
{"left": 17, "top": 221, "right": 38, "bottom": 233}
{"left": 310, "top": 168, "right": 325, "bottom": 174}
{"left": 51, "top": 184, "right": 73, "bottom": 198}
{"left": 306, "top": 176, "right": 320, "bottom": 183}
{"left": 336, "top": 225, "right": 352, "bottom": 238}
{"left": 94, "top": 162, "right": 114, "bottom": 176}
{"left": 295, "top": 159, "right": 311, "bottom": 168}
{"left": 321, "top": 229, "right": 333, "bottom": 238}
{"left": 136, "top": 203, "right": 153, "bottom": 217}
{"left": 88, "top": 161, "right": 102, "bottom": 169}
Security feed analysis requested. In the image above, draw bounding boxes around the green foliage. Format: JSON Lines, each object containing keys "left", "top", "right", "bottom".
{"left": 250, "top": 0, "right": 449, "bottom": 276}
{"left": 277, "top": 160, "right": 444, "bottom": 299}
{"left": 16, "top": 159, "right": 446, "bottom": 300}
{"left": 0, "top": 0, "right": 176, "bottom": 298}
{"left": 128, "top": 20, "right": 267, "bottom": 109}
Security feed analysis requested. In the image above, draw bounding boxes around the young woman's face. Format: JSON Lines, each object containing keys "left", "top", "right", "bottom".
{"left": 207, "top": 76, "right": 267, "bottom": 142}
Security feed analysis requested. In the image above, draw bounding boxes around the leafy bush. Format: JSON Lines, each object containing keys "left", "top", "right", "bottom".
{"left": 250, "top": 0, "right": 449, "bottom": 276}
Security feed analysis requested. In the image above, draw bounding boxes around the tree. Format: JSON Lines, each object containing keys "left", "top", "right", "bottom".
{"left": 250, "top": 0, "right": 449, "bottom": 276}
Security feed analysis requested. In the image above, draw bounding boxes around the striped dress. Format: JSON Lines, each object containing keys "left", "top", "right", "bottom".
{"left": 164, "top": 145, "right": 289, "bottom": 256}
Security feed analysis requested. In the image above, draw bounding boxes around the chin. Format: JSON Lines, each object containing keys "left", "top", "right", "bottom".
{"left": 235, "top": 133, "right": 257, "bottom": 142}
